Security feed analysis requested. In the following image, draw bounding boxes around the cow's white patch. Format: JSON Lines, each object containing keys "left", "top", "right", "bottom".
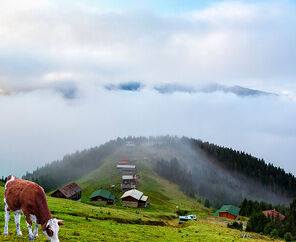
{"left": 5, "top": 176, "right": 15, "bottom": 190}
{"left": 26, "top": 220, "right": 34, "bottom": 241}
{"left": 42, "top": 218, "right": 61, "bottom": 242}
{"left": 4, "top": 204, "right": 10, "bottom": 235}
{"left": 14, "top": 210, "right": 22, "bottom": 236}
{"left": 30, "top": 214, "right": 39, "bottom": 237}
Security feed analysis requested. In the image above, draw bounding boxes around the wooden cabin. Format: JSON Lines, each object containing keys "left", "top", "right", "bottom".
{"left": 122, "top": 175, "right": 138, "bottom": 185}
{"left": 90, "top": 189, "right": 115, "bottom": 205}
{"left": 120, "top": 189, "right": 148, "bottom": 208}
{"left": 214, "top": 205, "right": 240, "bottom": 220}
{"left": 121, "top": 184, "right": 136, "bottom": 192}
{"left": 263, "top": 209, "right": 285, "bottom": 221}
{"left": 117, "top": 165, "right": 137, "bottom": 175}
{"left": 51, "top": 182, "right": 82, "bottom": 201}
{"left": 121, "top": 175, "right": 139, "bottom": 191}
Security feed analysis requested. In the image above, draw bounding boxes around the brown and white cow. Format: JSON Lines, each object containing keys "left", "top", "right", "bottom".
{"left": 4, "top": 175, "right": 64, "bottom": 241}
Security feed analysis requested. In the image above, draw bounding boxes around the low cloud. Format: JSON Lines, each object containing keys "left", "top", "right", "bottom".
{"left": 0, "top": 84, "right": 296, "bottom": 177}
{"left": 0, "top": 1, "right": 295, "bottom": 177}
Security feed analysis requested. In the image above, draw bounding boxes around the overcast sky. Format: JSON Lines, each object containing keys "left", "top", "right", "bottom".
{"left": 0, "top": 0, "right": 296, "bottom": 177}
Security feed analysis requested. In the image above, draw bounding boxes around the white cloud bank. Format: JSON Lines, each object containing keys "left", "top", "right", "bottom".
{"left": 0, "top": 0, "right": 296, "bottom": 176}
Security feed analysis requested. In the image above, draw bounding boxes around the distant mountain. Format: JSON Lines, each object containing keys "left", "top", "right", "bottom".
{"left": 105, "top": 82, "right": 142, "bottom": 91}
{"left": 154, "top": 84, "right": 195, "bottom": 94}
{"left": 201, "top": 84, "right": 276, "bottom": 97}
{"left": 153, "top": 83, "right": 275, "bottom": 97}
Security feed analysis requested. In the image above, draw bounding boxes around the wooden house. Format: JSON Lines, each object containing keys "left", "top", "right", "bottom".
{"left": 122, "top": 175, "right": 138, "bottom": 185}
{"left": 90, "top": 189, "right": 115, "bottom": 205}
{"left": 51, "top": 182, "right": 82, "bottom": 201}
{"left": 214, "top": 205, "right": 240, "bottom": 220}
{"left": 120, "top": 189, "right": 148, "bottom": 208}
{"left": 117, "top": 165, "right": 137, "bottom": 174}
{"left": 121, "top": 184, "right": 136, "bottom": 192}
{"left": 263, "top": 209, "right": 285, "bottom": 221}
{"left": 121, "top": 175, "right": 138, "bottom": 191}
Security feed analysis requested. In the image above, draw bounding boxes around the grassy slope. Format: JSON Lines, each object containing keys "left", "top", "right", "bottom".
{"left": 0, "top": 157, "right": 279, "bottom": 241}
{"left": 0, "top": 186, "right": 277, "bottom": 241}
{"left": 76, "top": 158, "right": 209, "bottom": 216}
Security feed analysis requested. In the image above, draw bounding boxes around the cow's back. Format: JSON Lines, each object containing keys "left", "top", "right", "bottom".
{"left": 5, "top": 178, "right": 45, "bottom": 212}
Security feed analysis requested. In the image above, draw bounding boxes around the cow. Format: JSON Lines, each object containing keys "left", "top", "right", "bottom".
{"left": 4, "top": 175, "right": 64, "bottom": 241}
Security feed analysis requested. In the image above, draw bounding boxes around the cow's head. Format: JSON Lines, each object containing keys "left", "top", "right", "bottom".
{"left": 42, "top": 218, "right": 64, "bottom": 242}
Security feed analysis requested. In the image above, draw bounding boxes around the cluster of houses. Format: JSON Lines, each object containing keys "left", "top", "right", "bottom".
{"left": 51, "top": 152, "right": 149, "bottom": 209}
{"left": 117, "top": 158, "right": 149, "bottom": 208}
{"left": 117, "top": 158, "right": 138, "bottom": 191}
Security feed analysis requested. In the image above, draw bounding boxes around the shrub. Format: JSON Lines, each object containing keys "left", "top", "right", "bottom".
{"left": 227, "top": 221, "right": 243, "bottom": 231}
{"left": 284, "top": 232, "right": 294, "bottom": 241}
{"left": 270, "top": 229, "right": 279, "bottom": 238}
{"left": 246, "top": 213, "right": 268, "bottom": 233}
{"left": 263, "top": 222, "right": 274, "bottom": 235}
{"left": 204, "top": 199, "right": 210, "bottom": 208}
{"left": 176, "top": 209, "right": 188, "bottom": 216}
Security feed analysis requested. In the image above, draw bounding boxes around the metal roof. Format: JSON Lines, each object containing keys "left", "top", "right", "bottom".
{"left": 90, "top": 189, "right": 115, "bottom": 200}
{"left": 140, "top": 195, "right": 148, "bottom": 202}
{"left": 214, "top": 205, "right": 240, "bottom": 217}
{"left": 263, "top": 209, "right": 285, "bottom": 220}
{"left": 57, "top": 182, "right": 82, "bottom": 198}
{"left": 120, "top": 189, "right": 143, "bottom": 200}
{"left": 117, "top": 165, "right": 136, "bottom": 169}
{"left": 121, "top": 184, "right": 136, "bottom": 189}
{"left": 122, "top": 175, "right": 134, "bottom": 180}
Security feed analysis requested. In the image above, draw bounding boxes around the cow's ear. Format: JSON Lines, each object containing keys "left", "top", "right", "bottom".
{"left": 58, "top": 220, "right": 64, "bottom": 226}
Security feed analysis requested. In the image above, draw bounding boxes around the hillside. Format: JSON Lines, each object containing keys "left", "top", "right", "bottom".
{"left": 0, "top": 185, "right": 277, "bottom": 241}
{"left": 76, "top": 156, "right": 208, "bottom": 214}
{"left": 22, "top": 136, "right": 296, "bottom": 207}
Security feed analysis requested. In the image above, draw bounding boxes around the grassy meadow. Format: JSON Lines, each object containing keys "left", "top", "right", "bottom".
{"left": 0, "top": 158, "right": 280, "bottom": 241}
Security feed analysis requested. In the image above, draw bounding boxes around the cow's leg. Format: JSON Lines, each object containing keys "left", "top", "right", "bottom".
{"left": 30, "top": 215, "right": 38, "bottom": 238}
{"left": 24, "top": 212, "right": 34, "bottom": 241}
{"left": 33, "top": 224, "right": 38, "bottom": 238}
{"left": 14, "top": 211, "right": 23, "bottom": 236}
{"left": 4, "top": 200, "right": 10, "bottom": 235}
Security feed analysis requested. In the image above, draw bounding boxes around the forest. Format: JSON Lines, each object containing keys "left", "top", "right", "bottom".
{"left": 237, "top": 198, "right": 296, "bottom": 240}
{"left": 190, "top": 138, "right": 296, "bottom": 198}
{"left": 22, "top": 139, "right": 122, "bottom": 191}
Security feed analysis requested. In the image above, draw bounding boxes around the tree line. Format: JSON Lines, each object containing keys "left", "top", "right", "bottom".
{"left": 154, "top": 158, "right": 195, "bottom": 197}
{"left": 22, "top": 138, "right": 124, "bottom": 192}
{"left": 243, "top": 198, "right": 296, "bottom": 240}
{"left": 189, "top": 138, "right": 296, "bottom": 198}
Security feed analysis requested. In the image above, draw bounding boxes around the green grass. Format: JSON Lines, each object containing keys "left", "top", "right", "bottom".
{"left": 0, "top": 158, "right": 280, "bottom": 241}
{"left": 76, "top": 158, "right": 210, "bottom": 216}
{"left": 0, "top": 184, "right": 278, "bottom": 241}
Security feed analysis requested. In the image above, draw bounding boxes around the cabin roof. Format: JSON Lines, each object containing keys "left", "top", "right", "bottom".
{"left": 56, "top": 182, "right": 82, "bottom": 198}
{"left": 120, "top": 189, "right": 143, "bottom": 200}
{"left": 214, "top": 205, "right": 240, "bottom": 217}
{"left": 140, "top": 195, "right": 148, "bottom": 202}
{"left": 263, "top": 209, "right": 285, "bottom": 220}
{"left": 122, "top": 175, "right": 134, "bottom": 180}
{"left": 117, "top": 165, "right": 136, "bottom": 169}
{"left": 90, "top": 189, "right": 115, "bottom": 200}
